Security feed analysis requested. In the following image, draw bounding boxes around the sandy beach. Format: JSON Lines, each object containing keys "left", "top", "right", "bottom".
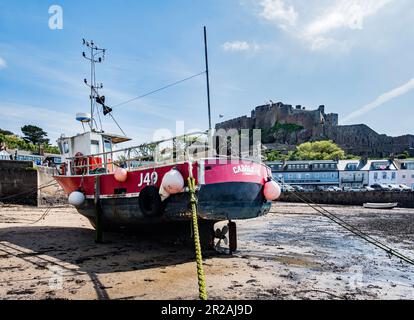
{"left": 0, "top": 202, "right": 413, "bottom": 300}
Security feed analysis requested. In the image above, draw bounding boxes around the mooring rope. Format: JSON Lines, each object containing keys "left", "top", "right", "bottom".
{"left": 0, "top": 180, "right": 59, "bottom": 203}
{"left": 277, "top": 180, "right": 414, "bottom": 266}
{"left": 187, "top": 166, "right": 207, "bottom": 300}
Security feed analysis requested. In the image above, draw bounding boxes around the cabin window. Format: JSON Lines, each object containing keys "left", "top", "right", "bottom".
{"left": 91, "top": 140, "right": 100, "bottom": 155}
{"left": 61, "top": 141, "right": 69, "bottom": 154}
{"left": 104, "top": 139, "right": 112, "bottom": 153}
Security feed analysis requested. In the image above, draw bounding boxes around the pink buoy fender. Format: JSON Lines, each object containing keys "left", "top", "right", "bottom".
{"left": 264, "top": 180, "right": 281, "bottom": 201}
{"left": 114, "top": 167, "right": 128, "bottom": 182}
{"left": 161, "top": 169, "right": 184, "bottom": 194}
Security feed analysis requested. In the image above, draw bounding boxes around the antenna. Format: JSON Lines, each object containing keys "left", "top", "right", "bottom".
{"left": 82, "top": 39, "right": 106, "bottom": 131}
{"left": 204, "top": 26, "right": 212, "bottom": 131}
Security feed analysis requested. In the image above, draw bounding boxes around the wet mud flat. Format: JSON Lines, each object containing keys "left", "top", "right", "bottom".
{"left": 0, "top": 202, "right": 413, "bottom": 300}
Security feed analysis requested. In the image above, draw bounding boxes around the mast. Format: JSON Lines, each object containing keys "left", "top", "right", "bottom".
{"left": 82, "top": 39, "right": 106, "bottom": 131}
{"left": 204, "top": 26, "right": 212, "bottom": 131}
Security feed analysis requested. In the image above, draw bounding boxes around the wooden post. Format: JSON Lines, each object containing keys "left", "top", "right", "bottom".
{"left": 228, "top": 221, "right": 237, "bottom": 254}
{"left": 94, "top": 175, "right": 103, "bottom": 243}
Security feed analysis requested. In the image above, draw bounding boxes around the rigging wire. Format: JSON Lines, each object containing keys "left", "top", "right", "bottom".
{"left": 108, "top": 112, "right": 127, "bottom": 136}
{"left": 276, "top": 180, "right": 414, "bottom": 266}
{"left": 110, "top": 71, "right": 206, "bottom": 108}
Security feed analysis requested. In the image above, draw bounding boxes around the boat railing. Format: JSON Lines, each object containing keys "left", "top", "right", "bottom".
{"left": 62, "top": 131, "right": 212, "bottom": 175}
{"left": 60, "top": 130, "right": 264, "bottom": 176}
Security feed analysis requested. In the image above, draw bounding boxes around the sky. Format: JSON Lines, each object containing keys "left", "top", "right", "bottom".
{"left": 0, "top": 0, "right": 413, "bottom": 145}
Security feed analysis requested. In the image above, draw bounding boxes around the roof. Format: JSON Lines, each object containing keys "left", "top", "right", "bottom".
{"left": 59, "top": 131, "right": 131, "bottom": 144}
{"left": 337, "top": 160, "right": 367, "bottom": 171}
{"left": 102, "top": 133, "right": 132, "bottom": 144}
{"left": 361, "top": 159, "right": 397, "bottom": 171}
{"left": 0, "top": 150, "right": 10, "bottom": 156}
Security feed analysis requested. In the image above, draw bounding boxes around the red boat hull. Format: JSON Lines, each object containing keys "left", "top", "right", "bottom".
{"left": 54, "top": 159, "right": 272, "bottom": 225}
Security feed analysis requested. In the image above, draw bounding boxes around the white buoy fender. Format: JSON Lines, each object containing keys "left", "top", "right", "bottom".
{"left": 114, "top": 168, "right": 128, "bottom": 182}
{"left": 68, "top": 191, "right": 85, "bottom": 207}
{"left": 264, "top": 180, "right": 281, "bottom": 201}
{"left": 161, "top": 169, "right": 184, "bottom": 194}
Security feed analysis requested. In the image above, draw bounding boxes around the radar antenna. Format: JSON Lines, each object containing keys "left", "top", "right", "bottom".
{"left": 82, "top": 39, "right": 107, "bottom": 131}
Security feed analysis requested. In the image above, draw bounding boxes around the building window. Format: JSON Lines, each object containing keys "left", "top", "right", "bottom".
{"left": 374, "top": 172, "right": 378, "bottom": 179}
{"left": 382, "top": 172, "right": 387, "bottom": 179}
{"left": 391, "top": 172, "right": 396, "bottom": 180}
{"left": 402, "top": 175, "right": 406, "bottom": 179}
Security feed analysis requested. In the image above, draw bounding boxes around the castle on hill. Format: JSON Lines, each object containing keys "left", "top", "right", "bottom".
{"left": 215, "top": 102, "right": 414, "bottom": 157}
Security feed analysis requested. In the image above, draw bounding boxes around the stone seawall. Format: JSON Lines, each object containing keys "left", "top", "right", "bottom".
{"left": 0, "top": 160, "right": 38, "bottom": 205}
{"left": 280, "top": 191, "right": 414, "bottom": 208}
{"left": 0, "top": 160, "right": 67, "bottom": 207}
{"left": 37, "top": 166, "right": 67, "bottom": 206}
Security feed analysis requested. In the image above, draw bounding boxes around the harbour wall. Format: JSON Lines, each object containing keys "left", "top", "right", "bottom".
{"left": 0, "top": 160, "right": 67, "bottom": 207}
{"left": 280, "top": 191, "right": 414, "bottom": 208}
{"left": 37, "top": 166, "right": 67, "bottom": 206}
{"left": 0, "top": 160, "right": 38, "bottom": 205}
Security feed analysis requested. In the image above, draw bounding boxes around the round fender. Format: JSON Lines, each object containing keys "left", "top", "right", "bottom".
{"left": 138, "top": 186, "right": 163, "bottom": 217}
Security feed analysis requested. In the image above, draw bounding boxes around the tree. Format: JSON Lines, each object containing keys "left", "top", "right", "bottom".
{"left": 290, "top": 140, "right": 346, "bottom": 161}
{"left": 0, "top": 128, "right": 14, "bottom": 135}
{"left": 21, "top": 125, "right": 49, "bottom": 145}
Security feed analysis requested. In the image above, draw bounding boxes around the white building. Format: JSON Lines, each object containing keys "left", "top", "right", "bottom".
{"left": 0, "top": 150, "right": 11, "bottom": 160}
{"left": 337, "top": 160, "right": 369, "bottom": 188}
{"left": 366, "top": 160, "right": 398, "bottom": 186}
{"left": 395, "top": 160, "right": 414, "bottom": 190}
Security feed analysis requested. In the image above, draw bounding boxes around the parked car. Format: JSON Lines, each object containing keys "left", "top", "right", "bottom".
{"left": 399, "top": 184, "right": 412, "bottom": 191}
{"left": 370, "top": 184, "right": 390, "bottom": 191}
{"left": 329, "top": 186, "right": 342, "bottom": 192}
{"left": 349, "top": 187, "right": 362, "bottom": 192}
{"left": 388, "top": 184, "right": 402, "bottom": 191}
{"left": 362, "top": 186, "right": 375, "bottom": 192}
{"left": 293, "top": 185, "right": 305, "bottom": 192}
{"left": 283, "top": 185, "right": 295, "bottom": 192}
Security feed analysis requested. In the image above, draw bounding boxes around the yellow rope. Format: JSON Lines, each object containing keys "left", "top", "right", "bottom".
{"left": 187, "top": 176, "right": 208, "bottom": 300}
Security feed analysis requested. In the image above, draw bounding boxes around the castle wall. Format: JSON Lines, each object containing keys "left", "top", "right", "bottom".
{"left": 215, "top": 101, "right": 413, "bottom": 158}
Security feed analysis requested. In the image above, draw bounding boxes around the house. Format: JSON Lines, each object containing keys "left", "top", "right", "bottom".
{"left": 0, "top": 150, "right": 11, "bottom": 160}
{"left": 268, "top": 160, "right": 339, "bottom": 190}
{"left": 2, "top": 149, "right": 62, "bottom": 167}
{"left": 366, "top": 159, "right": 398, "bottom": 186}
{"left": 395, "top": 160, "right": 414, "bottom": 190}
{"left": 337, "top": 160, "right": 369, "bottom": 189}
{"left": 43, "top": 153, "right": 63, "bottom": 167}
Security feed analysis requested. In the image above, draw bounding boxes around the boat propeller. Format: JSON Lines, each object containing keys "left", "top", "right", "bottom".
{"left": 214, "top": 225, "right": 229, "bottom": 248}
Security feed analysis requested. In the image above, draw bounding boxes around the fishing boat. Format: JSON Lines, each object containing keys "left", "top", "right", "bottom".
{"left": 53, "top": 37, "right": 281, "bottom": 249}
{"left": 363, "top": 203, "right": 398, "bottom": 209}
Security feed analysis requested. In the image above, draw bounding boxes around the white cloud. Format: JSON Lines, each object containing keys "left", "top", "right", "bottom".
{"left": 303, "top": 0, "right": 393, "bottom": 50}
{"left": 255, "top": 0, "right": 394, "bottom": 51}
{"left": 222, "top": 41, "right": 261, "bottom": 52}
{"left": 259, "top": 0, "right": 298, "bottom": 28}
{"left": 0, "top": 57, "right": 7, "bottom": 69}
{"left": 342, "top": 77, "right": 414, "bottom": 123}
